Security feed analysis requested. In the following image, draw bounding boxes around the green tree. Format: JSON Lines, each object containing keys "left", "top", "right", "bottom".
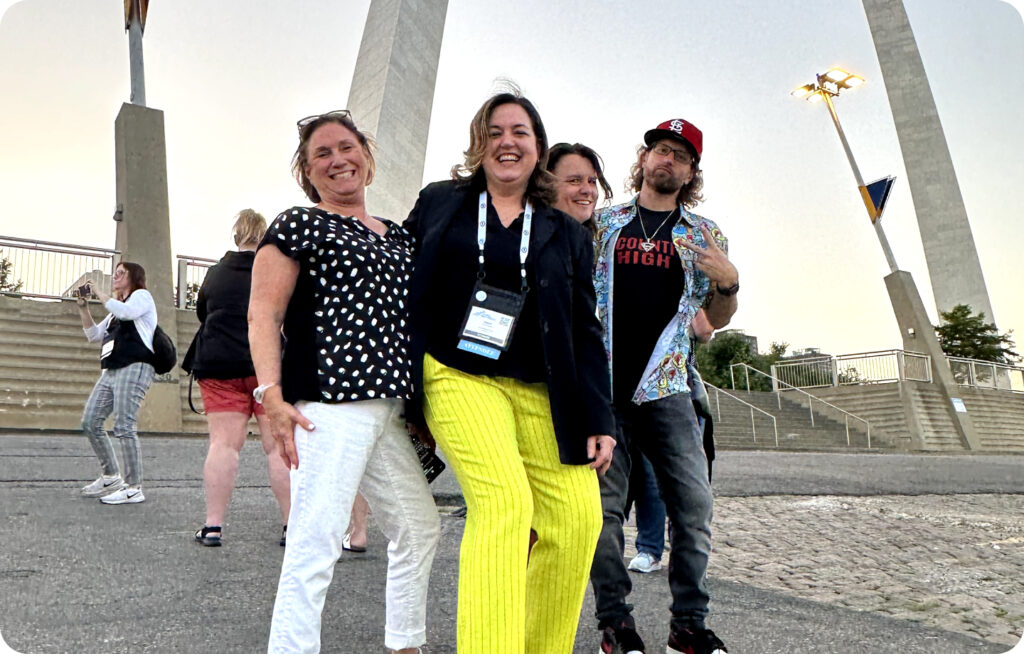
{"left": 0, "top": 250, "right": 23, "bottom": 293}
{"left": 695, "top": 333, "right": 788, "bottom": 391}
{"left": 935, "top": 304, "right": 1019, "bottom": 364}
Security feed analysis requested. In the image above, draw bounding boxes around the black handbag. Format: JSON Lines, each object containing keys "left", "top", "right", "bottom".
{"left": 151, "top": 325, "right": 177, "bottom": 375}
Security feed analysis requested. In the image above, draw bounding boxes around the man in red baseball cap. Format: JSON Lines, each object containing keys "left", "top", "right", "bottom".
{"left": 588, "top": 119, "right": 738, "bottom": 654}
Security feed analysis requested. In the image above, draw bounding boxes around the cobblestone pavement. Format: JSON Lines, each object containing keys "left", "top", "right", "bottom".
{"left": 625, "top": 493, "right": 1024, "bottom": 647}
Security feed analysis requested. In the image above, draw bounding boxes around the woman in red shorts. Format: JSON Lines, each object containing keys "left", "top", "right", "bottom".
{"left": 185, "top": 209, "right": 291, "bottom": 547}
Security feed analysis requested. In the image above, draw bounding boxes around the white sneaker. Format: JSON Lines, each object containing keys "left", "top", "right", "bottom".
{"left": 81, "top": 475, "right": 123, "bottom": 497}
{"left": 99, "top": 485, "right": 145, "bottom": 504}
{"left": 627, "top": 551, "right": 662, "bottom": 573}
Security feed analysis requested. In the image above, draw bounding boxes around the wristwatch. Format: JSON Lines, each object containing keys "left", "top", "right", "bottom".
{"left": 253, "top": 382, "right": 278, "bottom": 404}
{"left": 715, "top": 281, "right": 740, "bottom": 296}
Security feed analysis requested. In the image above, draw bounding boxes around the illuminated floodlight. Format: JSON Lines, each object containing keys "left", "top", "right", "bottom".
{"left": 791, "top": 84, "right": 815, "bottom": 98}
{"left": 792, "top": 68, "right": 865, "bottom": 102}
{"left": 824, "top": 68, "right": 849, "bottom": 82}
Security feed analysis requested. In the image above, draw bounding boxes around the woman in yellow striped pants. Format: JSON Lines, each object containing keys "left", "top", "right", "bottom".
{"left": 404, "top": 90, "right": 616, "bottom": 653}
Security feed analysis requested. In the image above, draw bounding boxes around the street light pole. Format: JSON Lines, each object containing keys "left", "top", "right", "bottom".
{"left": 125, "top": 0, "right": 147, "bottom": 107}
{"left": 816, "top": 76, "right": 898, "bottom": 273}
{"left": 792, "top": 67, "right": 983, "bottom": 451}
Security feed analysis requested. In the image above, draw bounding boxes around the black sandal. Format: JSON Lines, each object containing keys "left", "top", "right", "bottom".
{"left": 195, "top": 525, "right": 222, "bottom": 547}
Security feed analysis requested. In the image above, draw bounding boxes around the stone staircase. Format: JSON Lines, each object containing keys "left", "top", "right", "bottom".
{"left": 0, "top": 294, "right": 203, "bottom": 434}
{"left": 958, "top": 387, "right": 1024, "bottom": 451}
{"left": 0, "top": 297, "right": 101, "bottom": 430}
{"left": 2, "top": 295, "right": 1021, "bottom": 450}
{"left": 708, "top": 387, "right": 874, "bottom": 450}
{"left": 806, "top": 384, "right": 916, "bottom": 449}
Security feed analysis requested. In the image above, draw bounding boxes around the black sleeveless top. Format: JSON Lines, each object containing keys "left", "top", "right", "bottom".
{"left": 101, "top": 318, "right": 152, "bottom": 370}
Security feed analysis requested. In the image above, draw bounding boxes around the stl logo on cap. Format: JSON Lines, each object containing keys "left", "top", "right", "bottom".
{"left": 669, "top": 119, "right": 685, "bottom": 133}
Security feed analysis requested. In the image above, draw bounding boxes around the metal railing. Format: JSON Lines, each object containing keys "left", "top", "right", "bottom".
{"left": 704, "top": 382, "right": 779, "bottom": 446}
{"left": 729, "top": 362, "right": 872, "bottom": 448}
{"left": 835, "top": 349, "right": 931, "bottom": 384}
{"left": 0, "top": 235, "right": 119, "bottom": 300}
{"left": 771, "top": 349, "right": 932, "bottom": 388}
{"left": 771, "top": 355, "right": 834, "bottom": 388}
{"left": 947, "top": 356, "right": 1024, "bottom": 393}
{"left": 175, "top": 255, "right": 217, "bottom": 309}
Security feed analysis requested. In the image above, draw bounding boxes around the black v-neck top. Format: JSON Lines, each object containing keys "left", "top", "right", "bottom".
{"left": 423, "top": 192, "right": 545, "bottom": 382}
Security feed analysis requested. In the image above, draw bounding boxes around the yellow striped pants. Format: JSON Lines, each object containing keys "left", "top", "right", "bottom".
{"left": 423, "top": 354, "right": 602, "bottom": 654}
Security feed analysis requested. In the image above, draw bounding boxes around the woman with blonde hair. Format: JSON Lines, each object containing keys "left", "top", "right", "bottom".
{"left": 250, "top": 110, "right": 439, "bottom": 653}
{"left": 404, "top": 90, "right": 615, "bottom": 653}
{"left": 184, "top": 209, "right": 291, "bottom": 547}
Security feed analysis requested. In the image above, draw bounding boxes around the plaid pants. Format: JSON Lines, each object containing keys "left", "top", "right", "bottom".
{"left": 81, "top": 362, "right": 155, "bottom": 485}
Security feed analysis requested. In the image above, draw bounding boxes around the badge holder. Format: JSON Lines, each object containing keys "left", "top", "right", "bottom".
{"left": 455, "top": 192, "right": 533, "bottom": 361}
{"left": 457, "top": 281, "right": 525, "bottom": 360}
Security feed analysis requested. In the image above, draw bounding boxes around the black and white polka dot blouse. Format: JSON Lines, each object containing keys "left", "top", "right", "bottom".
{"left": 259, "top": 206, "right": 414, "bottom": 404}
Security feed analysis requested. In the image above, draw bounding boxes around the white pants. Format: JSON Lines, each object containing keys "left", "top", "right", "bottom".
{"left": 268, "top": 399, "right": 441, "bottom": 653}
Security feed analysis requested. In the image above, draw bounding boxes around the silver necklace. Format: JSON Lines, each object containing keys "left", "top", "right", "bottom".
{"left": 636, "top": 204, "right": 677, "bottom": 252}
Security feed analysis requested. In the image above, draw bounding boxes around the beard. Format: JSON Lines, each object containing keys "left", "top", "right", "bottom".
{"left": 646, "top": 166, "right": 686, "bottom": 196}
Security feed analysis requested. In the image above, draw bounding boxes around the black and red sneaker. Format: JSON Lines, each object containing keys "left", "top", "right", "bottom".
{"left": 600, "top": 625, "right": 647, "bottom": 654}
{"left": 666, "top": 626, "right": 727, "bottom": 654}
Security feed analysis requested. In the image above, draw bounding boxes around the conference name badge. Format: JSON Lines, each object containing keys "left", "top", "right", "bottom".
{"left": 457, "top": 281, "right": 524, "bottom": 360}
{"left": 101, "top": 340, "right": 114, "bottom": 359}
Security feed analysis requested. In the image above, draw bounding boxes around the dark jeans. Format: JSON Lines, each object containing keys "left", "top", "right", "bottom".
{"left": 628, "top": 450, "right": 667, "bottom": 556}
{"left": 590, "top": 393, "right": 713, "bottom": 632}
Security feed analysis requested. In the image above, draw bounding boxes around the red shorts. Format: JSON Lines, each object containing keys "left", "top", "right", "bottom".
{"left": 197, "top": 376, "right": 266, "bottom": 416}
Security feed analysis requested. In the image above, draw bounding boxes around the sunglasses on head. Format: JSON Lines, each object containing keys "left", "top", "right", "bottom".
{"left": 296, "top": 109, "right": 352, "bottom": 134}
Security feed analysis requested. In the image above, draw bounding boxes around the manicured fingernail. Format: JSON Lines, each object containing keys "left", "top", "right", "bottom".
{"left": 308, "top": 424, "right": 316, "bottom": 431}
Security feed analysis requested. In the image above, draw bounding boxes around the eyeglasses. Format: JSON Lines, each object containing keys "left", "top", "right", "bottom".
{"left": 650, "top": 143, "right": 694, "bottom": 166}
{"left": 296, "top": 109, "right": 352, "bottom": 133}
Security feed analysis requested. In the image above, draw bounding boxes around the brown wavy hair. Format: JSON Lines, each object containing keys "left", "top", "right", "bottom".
{"left": 627, "top": 143, "right": 704, "bottom": 209}
{"left": 291, "top": 112, "right": 376, "bottom": 203}
{"left": 450, "top": 90, "right": 557, "bottom": 206}
{"left": 546, "top": 142, "right": 614, "bottom": 203}
{"left": 117, "top": 261, "right": 147, "bottom": 299}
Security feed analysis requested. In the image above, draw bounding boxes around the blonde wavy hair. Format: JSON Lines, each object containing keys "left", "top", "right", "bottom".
{"left": 232, "top": 209, "right": 267, "bottom": 247}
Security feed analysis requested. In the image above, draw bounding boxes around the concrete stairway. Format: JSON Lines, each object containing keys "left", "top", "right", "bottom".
{"left": 0, "top": 295, "right": 204, "bottom": 434}
{"left": 709, "top": 388, "right": 873, "bottom": 450}
{"left": 808, "top": 384, "right": 914, "bottom": 450}
{"left": 960, "top": 387, "right": 1024, "bottom": 451}
{"left": 2, "top": 295, "right": 1020, "bottom": 450}
{"left": 0, "top": 297, "right": 100, "bottom": 430}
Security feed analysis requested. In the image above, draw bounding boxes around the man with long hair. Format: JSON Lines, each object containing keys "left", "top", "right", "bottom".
{"left": 589, "top": 118, "right": 738, "bottom": 654}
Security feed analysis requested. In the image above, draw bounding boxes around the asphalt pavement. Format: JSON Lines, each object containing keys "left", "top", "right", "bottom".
{"left": 1, "top": 434, "right": 1021, "bottom": 653}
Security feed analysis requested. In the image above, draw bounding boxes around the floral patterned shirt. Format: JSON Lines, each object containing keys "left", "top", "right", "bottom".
{"left": 594, "top": 196, "right": 728, "bottom": 403}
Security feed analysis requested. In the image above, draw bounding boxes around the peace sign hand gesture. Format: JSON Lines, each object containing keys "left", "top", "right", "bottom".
{"left": 679, "top": 225, "right": 738, "bottom": 289}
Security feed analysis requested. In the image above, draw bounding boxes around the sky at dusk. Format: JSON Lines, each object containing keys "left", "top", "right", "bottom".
{"left": 1, "top": 0, "right": 1022, "bottom": 358}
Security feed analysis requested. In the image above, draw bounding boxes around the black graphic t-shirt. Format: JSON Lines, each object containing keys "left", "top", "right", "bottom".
{"left": 260, "top": 206, "right": 414, "bottom": 404}
{"left": 611, "top": 208, "right": 684, "bottom": 403}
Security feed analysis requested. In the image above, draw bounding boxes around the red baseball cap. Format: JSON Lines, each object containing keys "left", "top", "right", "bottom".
{"left": 644, "top": 119, "right": 703, "bottom": 161}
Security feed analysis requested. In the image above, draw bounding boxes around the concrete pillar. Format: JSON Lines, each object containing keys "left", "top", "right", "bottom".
{"left": 862, "top": 0, "right": 996, "bottom": 325}
{"left": 885, "top": 270, "right": 981, "bottom": 450}
{"left": 113, "top": 102, "right": 181, "bottom": 432}
{"left": 346, "top": 0, "right": 449, "bottom": 223}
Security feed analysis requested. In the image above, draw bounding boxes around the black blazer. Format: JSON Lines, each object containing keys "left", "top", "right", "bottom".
{"left": 404, "top": 180, "right": 614, "bottom": 465}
